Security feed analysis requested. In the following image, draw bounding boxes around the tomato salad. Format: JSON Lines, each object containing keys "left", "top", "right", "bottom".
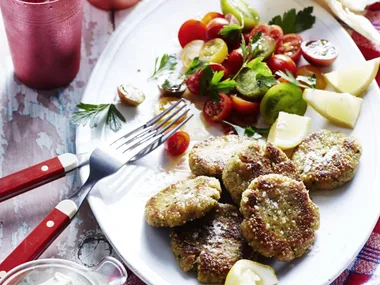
{"left": 151, "top": 2, "right": 339, "bottom": 155}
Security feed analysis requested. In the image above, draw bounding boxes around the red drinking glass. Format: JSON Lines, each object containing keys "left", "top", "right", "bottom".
{"left": 88, "top": 0, "right": 139, "bottom": 10}
{"left": 0, "top": 0, "right": 83, "bottom": 89}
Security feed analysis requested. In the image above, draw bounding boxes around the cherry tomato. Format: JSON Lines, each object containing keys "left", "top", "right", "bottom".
{"left": 223, "top": 48, "right": 244, "bottom": 76}
{"left": 275, "top": 34, "right": 303, "bottom": 62}
{"left": 223, "top": 14, "right": 242, "bottom": 50}
{"left": 166, "top": 131, "right": 190, "bottom": 156}
{"left": 368, "top": 3, "right": 380, "bottom": 10}
{"left": 278, "top": 77, "right": 288, "bottom": 83}
{"left": 201, "top": 12, "right": 224, "bottom": 25}
{"left": 199, "top": 38, "right": 229, "bottom": 64}
{"left": 301, "top": 39, "right": 339, "bottom": 66}
{"left": 243, "top": 33, "right": 251, "bottom": 44}
{"left": 185, "top": 63, "right": 228, "bottom": 95}
{"left": 206, "top": 17, "right": 229, "bottom": 40}
{"left": 178, "top": 20, "right": 207, "bottom": 48}
{"left": 231, "top": 95, "right": 260, "bottom": 115}
{"left": 296, "top": 65, "right": 327, "bottom": 90}
{"left": 203, "top": 93, "right": 232, "bottom": 122}
{"left": 267, "top": 54, "right": 297, "bottom": 75}
{"left": 249, "top": 24, "right": 284, "bottom": 45}
{"left": 225, "top": 13, "right": 240, "bottom": 25}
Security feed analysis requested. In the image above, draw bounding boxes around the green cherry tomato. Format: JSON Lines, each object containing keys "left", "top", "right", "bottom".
{"left": 260, "top": 82, "right": 307, "bottom": 125}
{"left": 220, "top": 0, "right": 260, "bottom": 30}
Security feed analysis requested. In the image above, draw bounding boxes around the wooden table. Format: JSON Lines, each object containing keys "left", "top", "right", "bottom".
{"left": 0, "top": 1, "right": 137, "bottom": 270}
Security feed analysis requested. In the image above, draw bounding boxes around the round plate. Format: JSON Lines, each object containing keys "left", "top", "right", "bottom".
{"left": 76, "top": 0, "right": 380, "bottom": 284}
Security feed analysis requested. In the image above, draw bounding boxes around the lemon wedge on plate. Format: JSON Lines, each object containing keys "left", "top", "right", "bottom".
{"left": 268, "top": 112, "right": 311, "bottom": 150}
{"left": 225, "top": 260, "right": 278, "bottom": 285}
{"left": 303, "top": 89, "right": 363, "bottom": 128}
{"left": 324, "top": 58, "right": 380, "bottom": 96}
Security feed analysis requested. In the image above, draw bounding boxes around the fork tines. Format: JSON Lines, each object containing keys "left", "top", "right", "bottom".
{"left": 111, "top": 99, "right": 193, "bottom": 158}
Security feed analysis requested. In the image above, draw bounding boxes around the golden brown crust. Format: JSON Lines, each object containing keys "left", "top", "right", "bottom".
{"left": 292, "top": 129, "right": 362, "bottom": 191}
{"left": 189, "top": 135, "right": 256, "bottom": 178}
{"left": 222, "top": 141, "right": 300, "bottom": 205}
{"left": 144, "top": 176, "right": 221, "bottom": 227}
{"left": 240, "top": 174, "right": 320, "bottom": 262}
{"left": 170, "top": 203, "right": 249, "bottom": 284}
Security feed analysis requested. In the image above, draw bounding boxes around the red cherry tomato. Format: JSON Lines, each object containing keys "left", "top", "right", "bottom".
{"left": 243, "top": 33, "right": 251, "bottom": 44}
{"left": 249, "top": 24, "right": 284, "bottom": 45}
{"left": 201, "top": 12, "right": 224, "bottom": 25}
{"left": 275, "top": 34, "right": 303, "bottom": 62}
{"left": 368, "top": 3, "right": 380, "bottom": 10}
{"left": 178, "top": 20, "right": 207, "bottom": 48}
{"left": 203, "top": 93, "right": 232, "bottom": 122}
{"left": 186, "top": 64, "right": 228, "bottom": 95}
{"left": 166, "top": 131, "right": 190, "bottom": 156}
{"left": 223, "top": 49, "right": 243, "bottom": 76}
{"left": 301, "top": 39, "right": 339, "bottom": 66}
{"left": 267, "top": 54, "right": 297, "bottom": 76}
{"left": 206, "top": 17, "right": 230, "bottom": 41}
{"left": 296, "top": 65, "right": 327, "bottom": 90}
{"left": 231, "top": 95, "right": 260, "bottom": 115}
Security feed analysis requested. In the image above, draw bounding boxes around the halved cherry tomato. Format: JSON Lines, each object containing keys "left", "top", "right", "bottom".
{"left": 178, "top": 20, "right": 207, "bottom": 48}
{"left": 267, "top": 54, "right": 297, "bottom": 75}
{"left": 185, "top": 63, "right": 228, "bottom": 95}
{"left": 275, "top": 34, "right": 303, "bottom": 62}
{"left": 201, "top": 12, "right": 224, "bottom": 25}
{"left": 199, "top": 38, "right": 229, "bottom": 64}
{"left": 223, "top": 48, "right": 243, "bottom": 76}
{"left": 249, "top": 24, "right": 284, "bottom": 45}
{"left": 203, "top": 93, "right": 232, "bottom": 122}
{"left": 231, "top": 95, "right": 260, "bottom": 115}
{"left": 166, "top": 131, "right": 190, "bottom": 156}
{"left": 206, "top": 17, "right": 230, "bottom": 40}
{"left": 301, "top": 39, "right": 338, "bottom": 66}
{"left": 296, "top": 65, "right": 327, "bottom": 90}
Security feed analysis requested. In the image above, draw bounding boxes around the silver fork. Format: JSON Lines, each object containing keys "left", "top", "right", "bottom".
{"left": 0, "top": 99, "right": 193, "bottom": 276}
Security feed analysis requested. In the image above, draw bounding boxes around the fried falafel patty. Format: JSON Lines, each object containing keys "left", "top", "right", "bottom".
{"left": 292, "top": 129, "right": 362, "bottom": 191}
{"left": 170, "top": 203, "right": 247, "bottom": 284}
{"left": 240, "top": 174, "right": 320, "bottom": 262}
{"left": 189, "top": 135, "right": 255, "bottom": 178}
{"left": 145, "top": 176, "right": 221, "bottom": 227}
{"left": 222, "top": 141, "right": 300, "bottom": 205}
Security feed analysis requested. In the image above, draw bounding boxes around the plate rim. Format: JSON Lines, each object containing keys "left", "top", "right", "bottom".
{"left": 76, "top": 0, "right": 380, "bottom": 284}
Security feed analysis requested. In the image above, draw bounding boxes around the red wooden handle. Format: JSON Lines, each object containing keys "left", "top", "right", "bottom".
{"left": 0, "top": 206, "right": 72, "bottom": 273}
{"left": 0, "top": 157, "right": 65, "bottom": 202}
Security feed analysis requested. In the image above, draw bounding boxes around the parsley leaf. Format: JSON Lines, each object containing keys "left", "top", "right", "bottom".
{"left": 241, "top": 36, "right": 247, "bottom": 63}
{"left": 200, "top": 65, "right": 237, "bottom": 102}
{"left": 150, "top": 54, "right": 178, "bottom": 79}
{"left": 72, "top": 103, "right": 126, "bottom": 132}
{"left": 185, "top": 57, "right": 205, "bottom": 75}
{"left": 256, "top": 74, "right": 278, "bottom": 90}
{"left": 219, "top": 24, "right": 243, "bottom": 42}
{"left": 221, "top": 120, "right": 269, "bottom": 139}
{"left": 269, "top": 7, "right": 316, "bottom": 34}
{"left": 276, "top": 70, "right": 316, "bottom": 89}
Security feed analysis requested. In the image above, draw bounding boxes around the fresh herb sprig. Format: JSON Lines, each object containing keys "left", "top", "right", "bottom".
{"left": 269, "top": 7, "right": 316, "bottom": 34}
{"left": 219, "top": 16, "right": 244, "bottom": 42}
{"left": 222, "top": 120, "right": 270, "bottom": 139}
{"left": 185, "top": 57, "right": 205, "bottom": 75}
{"left": 276, "top": 70, "right": 316, "bottom": 89}
{"left": 72, "top": 103, "right": 126, "bottom": 132}
{"left": 150, "top": 54, "right": 178, "bottom": 79}
{"left": 200, "top": 65, "right": 237, "bottom": 102}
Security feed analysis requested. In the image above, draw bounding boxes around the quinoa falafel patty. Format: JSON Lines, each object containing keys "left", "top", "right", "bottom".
{"left": 189, "top": 135, "right": 255, "bottom": 178}
{"left": 144, "top": 176, "right": 222, "bottom": 227}
{"left": 240, "top": 174, "right": 320, "bottom": 262}
{"left": 292, "top": 129, "right": 362, "bottom": 191}
{"left": 222, "top": 141, "right": 300, "bottom": 205}
{"left": 170, "top": 203, "right": 247, "bottom": 284}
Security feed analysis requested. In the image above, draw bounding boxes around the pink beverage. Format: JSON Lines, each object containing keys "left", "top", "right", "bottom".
{"left": 0, "top": 0, "right": 83, "bottom": 89}
{"left": 88, "top": 0, "right": 139, "bottom": 10}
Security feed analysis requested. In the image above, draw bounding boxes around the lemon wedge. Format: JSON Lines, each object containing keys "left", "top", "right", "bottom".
{"left": 303, "top": 89, "right": 363, "bottom": 128}
{"left": 225, "top": 260, "right": 278, "bottom": 285}
{"left": 324, "top": 58, "right": 380, "bottom": 96}
{"left": 268, "top": 112, "right": 311, "bottom": 150}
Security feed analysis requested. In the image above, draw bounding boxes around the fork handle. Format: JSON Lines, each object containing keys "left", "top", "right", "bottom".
{"left": 0, "top": 154, "right": 78, "bottom": 203}
{"left": 0, "top": 200, "right": 78, "bottom": 274}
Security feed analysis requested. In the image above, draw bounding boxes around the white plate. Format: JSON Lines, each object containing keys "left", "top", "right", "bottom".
{"left": 76, "top": 0, "right": 380, "bottom": 284}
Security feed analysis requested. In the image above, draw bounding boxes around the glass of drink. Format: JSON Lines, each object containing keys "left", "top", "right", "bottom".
{"left": 0, "top": 0, "right": 83, "bottom": 89}
{"left": 88, "top": 0, "right": 139, "bottom": 11}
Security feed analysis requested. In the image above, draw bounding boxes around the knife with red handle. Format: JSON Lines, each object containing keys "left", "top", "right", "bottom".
{"left": 0, "top": 153, "right": 88, "bottom": 203}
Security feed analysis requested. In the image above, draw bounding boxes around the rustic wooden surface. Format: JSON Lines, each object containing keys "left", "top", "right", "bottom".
{"left": 0, "top": 1, "right": 138, "bottom": 268}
